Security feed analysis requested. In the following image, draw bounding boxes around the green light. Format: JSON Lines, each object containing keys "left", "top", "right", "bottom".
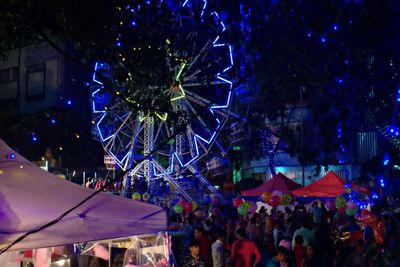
{"left": 233, "top": 146, "right": 241, "bottom": 151}
{"left": 233, "top": 168, "right": 242, "bottom": 184}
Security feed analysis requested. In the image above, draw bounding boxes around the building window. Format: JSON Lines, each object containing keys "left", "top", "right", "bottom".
{"left": 26, "top": 63, "right": 45, "bottom": 101}
{"left": 0, "top": 67, "right": 19, "bottom": 84}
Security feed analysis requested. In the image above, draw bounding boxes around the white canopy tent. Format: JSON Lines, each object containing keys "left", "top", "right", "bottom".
{"left": 0, "top": 140, "right": 167, "bottom": 252}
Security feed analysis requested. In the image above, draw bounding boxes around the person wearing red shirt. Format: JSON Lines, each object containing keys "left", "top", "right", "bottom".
{"left": 293, "top": 235, "right": 306, "bottom": 267}
{"left": 195, "top": 227, "right": 212, "bottom": 266}
{"left": 230, "top": 228, "right": 261, "bottom": 267}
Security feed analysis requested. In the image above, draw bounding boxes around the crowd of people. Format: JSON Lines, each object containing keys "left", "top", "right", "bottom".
{"left": 169, "top": 196, "right": 400, "bottom": 267}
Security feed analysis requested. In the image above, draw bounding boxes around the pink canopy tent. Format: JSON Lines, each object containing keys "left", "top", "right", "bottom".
{"left": 292, "top": 171, "right": 346, "bottom": 197}
{"left": 241, "top": 173, "right": 302, "bottom": 197}
{"left": 0, "top": 140, "right": 167, "bottom": 251}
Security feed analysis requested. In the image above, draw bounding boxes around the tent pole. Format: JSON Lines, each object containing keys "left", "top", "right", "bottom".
{"left": 108, "top": 242, "right": 111, "bottom": 267}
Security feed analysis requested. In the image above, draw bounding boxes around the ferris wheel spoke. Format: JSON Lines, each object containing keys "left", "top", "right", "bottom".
{"left": 185, "top": 91, "right": 231, "bottom": 119}
{"left": 184, "top": 99, "right": 214, "bottom": 132}
{"left": 182, "top": 39, "right": 212, "bottom": 78}
{"left": 153, "top": 120, "right": 164, "bottom": 145}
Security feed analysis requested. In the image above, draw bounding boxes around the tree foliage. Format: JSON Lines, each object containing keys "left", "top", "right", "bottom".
{"left": 1, "top": 0, "right": 400, "bottom": 169}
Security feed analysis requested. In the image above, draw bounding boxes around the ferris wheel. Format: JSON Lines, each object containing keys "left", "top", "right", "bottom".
{"left": 90, "top": 0, "right": 235, "bottom": 201}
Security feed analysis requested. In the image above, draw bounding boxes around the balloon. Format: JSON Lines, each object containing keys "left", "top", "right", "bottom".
{"left": 243, "top": 201, "right": 252, "bottom": 208}
{"left": 267, "top": 195, "right": 281, "bottom": 207}
{"left": 237, "top": 203, "right": 249, "bottom": 216}
{"left": 346, "top": 208, "right": 358, "bottom": 217}
{"left": 325, "top": 199, "right": 336, "bottom": 211}
{"left": 272, "top": 190, "right": 283, "bottom": 197}
{"left": 233, "top": 198, "right": 244, "bottom": 208}
{"left": 203, "top": 195, "right": 211, "bottom": 204}
{"left": 142, "top": 192, "right": 150, "bottom": 202}
{"left": 174, "top": 204, "right": 183, "bottom": 214}
{"left": 191, "top": 201, "right": 198, "bottom": 211}
{"left": 346, "top": 201, "right": 358, "bottom": 210}
{"left": 261, "top": 192, "right": 272, "bottom": 203}
{"left": 183, "top": 202, "right": 193, "bottom": 213}
{"left": 338, "top": 206, "right": 346, "bottom": 214}
{"left": 132, "top": 192, "right": 141, "bottom": 201}
{"left": 335, "top": 196, "right": 346, "bottom": 208}
{"left": 345, "top": 201, "right": 358, "bottom": 216}
{"left": 360, "top": 209, "right": 377, "bottom": 225}
{"left": 280, "top": 194, "right": 292, "bottom": 206}
{"left": 248, "top": 202, "right": 258, "bottom": 213}
{"left": 178, "top": 200, "right": 186, "bottom": 206}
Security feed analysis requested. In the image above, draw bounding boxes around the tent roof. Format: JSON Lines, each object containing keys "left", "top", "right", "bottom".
{"left": 292, "top": 171, "right": 346, "bottom": 197}
{"left": 241, "top": 173, "right": 302, "bottom": 197}
{"left": 0, "top": 140, "right": 167, "bottom": 251}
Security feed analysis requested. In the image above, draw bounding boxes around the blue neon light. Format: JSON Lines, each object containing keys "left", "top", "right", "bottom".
{"left": 90, "top": 0, "right": 234, "bottom": 171}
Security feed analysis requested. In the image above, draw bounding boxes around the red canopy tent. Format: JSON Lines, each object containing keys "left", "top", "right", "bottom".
{"left": 241, "top": 173, "right": 302, "bottom": 197}
{"left": 292, "top": 171, "right": 347, "bottom": 197}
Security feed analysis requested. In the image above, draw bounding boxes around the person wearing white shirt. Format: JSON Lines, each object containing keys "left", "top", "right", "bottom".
{"left": 211, "top": 232, "right": 225, "bottom": 267}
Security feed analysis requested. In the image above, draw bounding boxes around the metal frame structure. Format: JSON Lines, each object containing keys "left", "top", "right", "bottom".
{"left": 90, "top": 0, "right": 235, "bottom": 201}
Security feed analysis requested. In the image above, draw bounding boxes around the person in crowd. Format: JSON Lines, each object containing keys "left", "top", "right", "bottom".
{"left": 266, "top": 246, "right": 288, "bottom": 267}
{"left": 345, "top": 240, "right": 368, "bottom": 267}
{"left": 182, "top": 240, "right": 206, "bottom": 267}
{"left": 211, "top": 231, "right": 225, "bottom": 267}
{"left": 293, "top": 235, "right": 306, "bottom": 267}
{"left": 247, "top": 216, "right": 260, "bottom": 243}
{"left": 284, "top": 207, "right": 293, "bottom": 222}
{"left": 302, "top": 245, "right": 317, "bottom": 267}
{"left": 273, "top": 221, "right": 284, "bottom": 248}
{"left": 345, "top": 216, "right": 361, "bottom": 233}
{"left": 309, "top": 201, "right": 322, "bottom": 225}
{"left": 335, "top": 210, "right": 351, "bottom": 233}
{"left": 230, "top": 228, "right": 261, "bottom": 267}
{"left": 183, "top": 216, "right": 195, "bottom": 250}
{"left": 291, "top": 219, "right": 315, "bottom": 249}
{"left": 295, "top": 203, "right": 308, "bottom": 223}
{"left": 194, "top": 227, "right": 212, "bottom": 266}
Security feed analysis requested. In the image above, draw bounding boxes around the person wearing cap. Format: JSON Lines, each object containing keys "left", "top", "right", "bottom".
{"left": 230, "top": 228, "right": 261, "bottom": 267}
{"left": 182, "top": 240, "right": 206, "bottom": 267}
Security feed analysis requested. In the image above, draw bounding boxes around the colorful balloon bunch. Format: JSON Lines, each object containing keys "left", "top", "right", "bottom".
{"left": 233, "top": 198, "right": 257, "bottom": 216}
{"left": 132, "top": 192, "right": 152, "bottom": 202}
{"left": 260, "top": 191, "right": 293, "bottom": 207}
